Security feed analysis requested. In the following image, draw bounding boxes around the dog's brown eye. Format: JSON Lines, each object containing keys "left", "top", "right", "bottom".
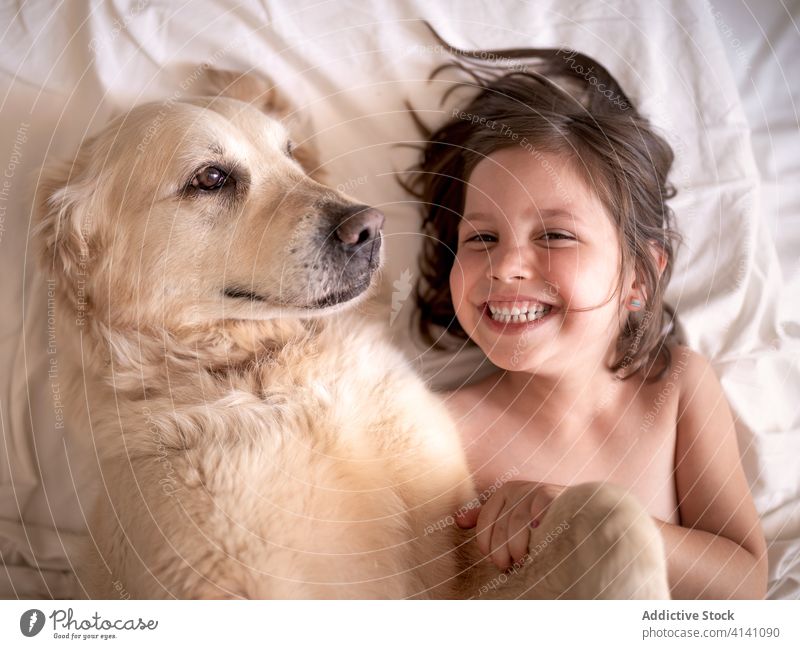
{"left": 285, "top": 140, "right": 294, "bottom": 159}
{"left": 191, "top": 166, "right": 229, "bottom": 191}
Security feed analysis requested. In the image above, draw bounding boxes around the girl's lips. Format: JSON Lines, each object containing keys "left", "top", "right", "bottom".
{"left": 478, "top": 303, "right": 559, "bottom": 334}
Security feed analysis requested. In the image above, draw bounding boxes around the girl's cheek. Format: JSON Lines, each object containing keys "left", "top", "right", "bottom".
{"left": 550, "top": 250, "right": 601, "bottom": 293}
{"left": 449, "top": 261, "right": 465, "bottom": 308}
{"left": 541, "top": 261, "right": 572, "bottom": 299}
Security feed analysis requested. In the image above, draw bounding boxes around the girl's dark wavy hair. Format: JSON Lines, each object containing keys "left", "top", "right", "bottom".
{"left": 401, "top": 27, "right": 683, "bottom": 381}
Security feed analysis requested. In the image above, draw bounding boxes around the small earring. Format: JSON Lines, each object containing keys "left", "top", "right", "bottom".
{"left": 629, "top": 298, "right": 642, "bottom": 311}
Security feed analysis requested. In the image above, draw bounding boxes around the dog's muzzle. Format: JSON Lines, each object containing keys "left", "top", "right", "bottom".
{"left": 301, "top": 203, "right": 385, "bottom": 309}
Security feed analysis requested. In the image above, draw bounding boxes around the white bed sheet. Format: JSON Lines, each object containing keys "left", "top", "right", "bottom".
{"left": 0, "top": 0, "right": 797, "bottom": 599}
{"left": 713, "top": 0, "right": 800, "bottom": 599}
{"left": 714, "top": 1, "right": 800, "bottom": 324}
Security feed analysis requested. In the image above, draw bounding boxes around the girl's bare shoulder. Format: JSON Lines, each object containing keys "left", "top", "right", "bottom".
{"left": 664, "top": 343, "right": 706, "bottom": 382}
{"left": 639, "top": 342, "right": 699, "bottom": 384}
{"left": 666, "top": 344, "right": 721, "bottom": 404}
{"left": 636, "top": 343, "right": 713, "bottom": 414}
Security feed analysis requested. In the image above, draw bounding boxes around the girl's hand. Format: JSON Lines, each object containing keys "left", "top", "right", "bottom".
{"left": 455, "top": 480, "right": 567, "bottom": 570}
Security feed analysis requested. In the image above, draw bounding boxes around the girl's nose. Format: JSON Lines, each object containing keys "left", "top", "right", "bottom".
{"left": 486, "top": 247, "right": 533, "bottom": 282}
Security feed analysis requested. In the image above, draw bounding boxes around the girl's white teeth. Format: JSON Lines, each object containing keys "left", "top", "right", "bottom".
{"left": 487, "top": 303, "right": 552, "bottom": 323}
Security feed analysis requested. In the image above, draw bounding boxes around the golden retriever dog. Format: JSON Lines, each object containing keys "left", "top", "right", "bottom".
{"left": 34, "top": 69, "right": 669, "bottom": 599}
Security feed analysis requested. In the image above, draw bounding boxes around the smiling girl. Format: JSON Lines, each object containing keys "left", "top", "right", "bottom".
{"left": 406, "top": 42, "right": 767, "bottom": 599}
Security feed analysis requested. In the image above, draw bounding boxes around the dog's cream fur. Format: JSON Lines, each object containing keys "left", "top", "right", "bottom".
{"left": 35, "top": 70, "right": 670, "bottom": 599}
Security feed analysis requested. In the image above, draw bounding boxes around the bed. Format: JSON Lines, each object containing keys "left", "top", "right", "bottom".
{"left": 0, "top": 0, "right": 797, "bottom": 599}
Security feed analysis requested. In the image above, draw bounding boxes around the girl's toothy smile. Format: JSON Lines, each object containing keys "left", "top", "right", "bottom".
{"left": 486, "top": 301, "right": 552, "bottom": 323}
{"left": 480, "top": 302, "right": 558, "bottom": 333}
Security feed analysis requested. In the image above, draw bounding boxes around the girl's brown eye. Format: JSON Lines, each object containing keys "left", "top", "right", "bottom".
{"left": 465, "top": 234, "right": 496, "bottom": 243}
{"left": 542, "top": 232, "right": 574, "bottom": 241}
{"left": 191, "top": 166, "right": 229, "bottom": 191}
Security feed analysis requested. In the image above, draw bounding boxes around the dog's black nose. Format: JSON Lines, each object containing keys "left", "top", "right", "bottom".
{"left": 333, "top": 205, "right": 385, "bottom": 250}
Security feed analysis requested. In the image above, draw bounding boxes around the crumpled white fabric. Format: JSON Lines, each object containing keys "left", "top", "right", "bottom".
{"left": 0, "top": 0, "right": 797, "bottom": 599}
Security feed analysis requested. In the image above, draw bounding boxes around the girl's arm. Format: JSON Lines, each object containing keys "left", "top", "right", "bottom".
{"left": 662, "top": 348, "right": 768, "bottom": 599}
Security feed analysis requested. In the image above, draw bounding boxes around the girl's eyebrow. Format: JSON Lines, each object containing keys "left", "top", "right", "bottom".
{"left": 460, "top": 212, "right": 492, "bottom": 225}
{"left": 461, "top": 208, "right": 581, "bottom": 223}
{"left": 536, "top": 208, "right": 580, "bottom": 220}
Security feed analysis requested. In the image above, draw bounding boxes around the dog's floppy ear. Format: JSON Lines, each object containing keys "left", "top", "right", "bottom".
{"left": 33, "top": 145, "right": 104, "bottom": 292}
{"left": 200, "top": 68, "right": 294, "bottom": 119}
{"left": 198, "top": 68, "right": 324, "bottom": 180}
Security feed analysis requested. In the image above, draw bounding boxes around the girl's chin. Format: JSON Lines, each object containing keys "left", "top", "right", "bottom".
{"left": 473, "top": 338, "right": 544, "bottom": 371}
{"left": 483, "top": 353, "right": 544, "bottom": 374}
